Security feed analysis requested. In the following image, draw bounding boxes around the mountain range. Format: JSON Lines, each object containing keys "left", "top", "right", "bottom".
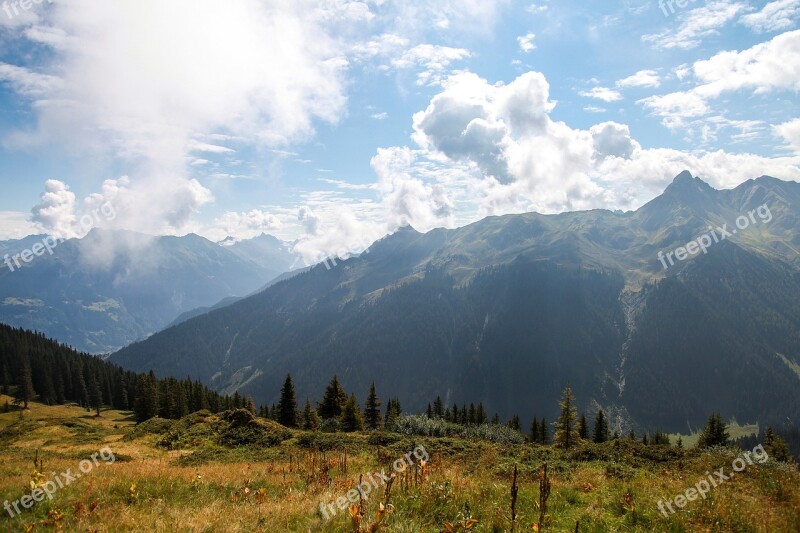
{"left": 0, "top": 230, "right": 297, "bottom": 353}
{"left": 109, "top": 172, "right": 800, "bottom": 434}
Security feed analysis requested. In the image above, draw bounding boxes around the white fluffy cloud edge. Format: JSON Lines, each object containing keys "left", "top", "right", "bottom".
{"left": 1, "top": 1, "right": 799, "bottom": 268}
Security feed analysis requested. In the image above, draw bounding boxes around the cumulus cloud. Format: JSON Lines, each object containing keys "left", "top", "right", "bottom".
{"left": 739, "top": 0, "right": 800, "bottom": 33}
{"left": 213, "top": 209, "right": 282, "bottom": 240}
{"left": 373, "top": 70, "right": 800, "bottom": 224}
{"left": 1, "top": 0, "right": 351, "bottom": 238}
{"left": 774, "top": 118, "right": 800, "bottom": 153}
{"left": 30, "top": 179, "right": 77, "bottom": 238}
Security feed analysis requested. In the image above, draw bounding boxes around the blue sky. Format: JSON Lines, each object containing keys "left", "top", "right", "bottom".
{"left": 0, "top": 0, "right": 798, "bottom": 263}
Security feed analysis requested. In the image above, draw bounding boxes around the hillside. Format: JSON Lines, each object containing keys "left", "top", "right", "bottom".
{"left": 111, "top": 173, "right": 800, "bottom": 435}
{"left": 0, "top": 230, "right": 296, "bottom": 353}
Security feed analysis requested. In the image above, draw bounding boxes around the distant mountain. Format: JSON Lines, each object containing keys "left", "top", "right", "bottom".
{"left": 0, "top": 229, "right": 297, "bottom": 353}
{"left": 111, "top": 173, "right": 800, "bottom": 433}
{"left": 219, "top": 233, "right": 299, "bottom": 280}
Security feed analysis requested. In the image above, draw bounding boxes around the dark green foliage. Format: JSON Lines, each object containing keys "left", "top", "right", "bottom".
{"left": 13, "top": 356, "right": 35, "bottom": 409}
{"left": 340, "top": 394, "right": 364, "bottom": 432}
{"left": 89, "top": 371, "right": 103, "bottom": 416}
{"left": 302, "top": 398, "right": 320, "bottom": 431}
{"left": 539, "top": 417, "right": 549, "bottom": 444}
{"left": 277, "top": 374, "right": 298, "bottom": 428}
{"left": 385, "top": 398, "right": 402, "bottom": 426}
{"left": 593, "top": 410, "right": 609, "bottom": 443}
{"left": 530, "top": 417, "right": 539, "bottom": 442}
{"left": 697, "top": 412, "right": 729, "bottom": 448}
{"left": 764, "top": 427, "right": 790, "bottom": 461}
{"left": 364, "top": 382, "right": 381, "bottom": 430}
{"left": 507, "top": 414, "right": 520, "bottom": 431}
{"left": 579, "top": 415, "right": 588, "bottom": 440}
{"left": 317, "top": 375, "right": 347, "bottom": 420}
{"left": 652, "top": 430, "right": 670, "bottom": 445}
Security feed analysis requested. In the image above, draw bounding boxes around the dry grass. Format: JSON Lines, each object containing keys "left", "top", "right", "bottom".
{"left": 0, "top": 396, "right": 798, "bottom": 532}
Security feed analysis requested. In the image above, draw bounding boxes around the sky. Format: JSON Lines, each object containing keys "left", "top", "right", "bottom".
{"left": 0, "top": 0, "right": 799, "bottom": 264}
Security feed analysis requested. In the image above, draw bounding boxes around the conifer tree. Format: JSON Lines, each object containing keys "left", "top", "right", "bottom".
{"left": 579, "top": 415, "right": 588, "bottom": 440}
{"left": 697, "top": 413, "right": 729, "bottom": 448}
{"left": 530, "top": 417, "right": 539, "bottom": 442}
{"left": 89, "top": 371, "right": 103, "bottom": 416}
{"left": 539, "top": 417, "right": 549, "bottom": 444}
{"left": 592, "top": 410, "right": 609, "bottom": 443}
{"left": 303, "top": 398, "right": 320, "bottom": 431}
{"left": 340, "top": 394, "right": 364, "bottom": 432}
{"left": 763, "top": 427, "right": 789, "bottom": 461}
{"left": 1, "top": 362, "right": 9, "bottom": 395}
{"left": 433, "top": 396, "right": 443, "bottom": 418}
{"left": 364, "top": 382, "right": 382, "bottom": 430}
{"left": 476, "top": 403, "right": 487, "bottom": 424}
{"left": 507, "top": 414, "right": 520, "bottom": 431}
{"left": 492, "top": 413, "right": 500, "bottom": 425}
{"left": 134, "top": 371, "right": 159, "bottom": 422}
{"left": 384, "top": 398, "right": 402, "bottom": 426}
{"left": 641, "top": 433, "right": 649, "bottom": 445}
{"left": 426, "top": 403, "right": 433, "bottom": 418}
{"left": 245, "top": 395, "right": 257, "bottom": 415}
{"left": 318, "top": 375, "right": 347, "bottom": 420}
{"left": 277, "top": 374, "right": 298, "bottom": 427}
{"left": 14, "top": 357, "right": 35, "bottom": 409}
{"left": 554, "top": 387, "right": 579, "bottom": 449}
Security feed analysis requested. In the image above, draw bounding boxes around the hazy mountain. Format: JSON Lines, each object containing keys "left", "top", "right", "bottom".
{"left": 111, "top": 173, "right": 800, "bottom": 433}
{"left": 0, "top": 229, "right": 296, "bottom": 353}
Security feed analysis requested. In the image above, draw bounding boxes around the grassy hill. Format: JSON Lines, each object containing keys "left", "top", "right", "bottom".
{"left": 0, "top": 396, "right": 798, "bottom": 532}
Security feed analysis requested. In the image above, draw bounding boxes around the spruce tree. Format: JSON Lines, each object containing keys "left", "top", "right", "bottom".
{"left": 476, "top": 403, "right": 487, "bottom": 424}
{"left": 384, "top": 398, "right": 402, "bottom": 426}
{"left": 89, "top": 372, "right": 103, "bottom": 416}
{"left": 245, "top": 395, "right": 257, "bottom": 415}
{"left": 579, "top": 415, "right": 588, "bottom": 440}
{"left": 697, "top": 413, "right": 729, "bottom": 448}
{"left": 134, "top": 372, "right": 159, "bottom": 422}
{"left": 364, "top": 382, "right": 382, "bottom": 430}
{"left": 539, "top": 417, "right": 549, "bottom": 444}
{"left": 530, "top": 417, "right": 539, "bottom": 442}
{"left": 507, "top": 414, "right": 520, "bottom": 431}
{"left": 554, "top": 386, "right": 579, "bottom": 449}
{"left": 426, "top": 403, "right": 433, "bottom": 418}
{"left": 318, "top": 375, "right": 347, "bottom": 420}
{"left": 492, "top": 413, "right": 500, "bottom": 425}
{"left": 433, "top": 396, "right": 444, "bottom": 418}
{"left": 14, "top": 357, "right": 35, "bottom": 409}
{"left": 340, "top": 394, "right": 364, "bottom": 432}
{"left": 764, "top": 427, "right": 790, "bottom": 461}
{"left": 277, "top": 374, "right": 298, "bottom": 427}
{"left": 592, "top": 410, "right": 609, "bottom": 443}
{"left": 303, "top": 398, "right": 320, "bottom": 431}
{"left": 1, "top": 362, "right": 9, "bottom": 395}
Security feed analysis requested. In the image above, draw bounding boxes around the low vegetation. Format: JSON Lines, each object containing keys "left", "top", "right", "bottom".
{"left": 1, "top": 395, "right": 798, "bottom": 532}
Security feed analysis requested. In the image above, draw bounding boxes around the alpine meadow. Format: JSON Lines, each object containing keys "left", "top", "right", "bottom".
{"left": 1, "top": 1, "right": 800, "bottom": 532}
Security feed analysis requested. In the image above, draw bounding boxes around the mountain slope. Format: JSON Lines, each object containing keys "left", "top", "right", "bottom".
{"left": 0, "top": 230, "right": 295, "bottom": 353}
{"left": 111, "top": 173, "right": 800, "bottom": 432}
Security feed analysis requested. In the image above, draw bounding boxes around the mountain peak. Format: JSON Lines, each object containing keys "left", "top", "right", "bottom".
{"left": 663, "top": 171, "right": 714, "bottom": 197}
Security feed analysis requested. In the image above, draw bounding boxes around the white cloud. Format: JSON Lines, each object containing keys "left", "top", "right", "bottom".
{"left": 740, "top": 0, "right": 800, "bottom": 33}
{"left": 391, "top": 44, "right": 471, "bottom": 86}
{"left": 30, "top": 179, "right": 77, "bottom": 238}
{"left": 643, "top": 1, "right": 748, "bottom": 50}
{"left": 774, "top": 118, "right": 800, "bottom": 153}
{"left": 639, "top": 30, "right": 800, "bottom": 128}
{"left": 517, "top": 33, "right": 536, "bottom": 53}
{"left": 616, "top": 69, "right": 661, "bottom": 89}
{"left": 579, "top": 87, "right": 623, "bottom": 102}
{"left": 213, "top": 209, "right": 282, "bottom": 240}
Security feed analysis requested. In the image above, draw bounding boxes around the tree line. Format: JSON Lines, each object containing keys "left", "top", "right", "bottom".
{"left": 0, "top": 325, "right": 234, "bottom": 422}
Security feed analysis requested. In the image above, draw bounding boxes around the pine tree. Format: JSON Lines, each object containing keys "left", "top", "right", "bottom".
{"left": 530, "top": 417, "right": 540, "bottom": 442}
{"left": 539, "top": 417, "right": 549, "bottom": 444}
{"left": 384, "top": 398, "right": 402, "bottom": 426}
{"left": 697, "top": 413, "right": 729, "bottom": 448}
{"left": 554, "top": 387, "right": 579, "bottom": 449}
{"left": 579, "top": 415, "right": 588, "bottom": 439}
{"left": 1, "top": 363, "right": 9, "bottom": 395}
{"left": 303, "top": 398, "right": 320, "bottom": 431}
{"left": 641, "top": 433, "right": 649, "bottom": 445}
{"left": 426, "top": 403, "right": 433, "bottom": 418}
{"left": 89, "top": 371, "right": 103, "bottom": 416}
{"left": 364, "top": 382, "right": 382, "bottom": 430}
{"left": 432, "top": 396, "right": 443, "bottom": 418}
{"left": 134, "top": 371, "right": 159, "bottom": 423}
{"left": 468, "top": 403, "right": 476, "bottom": 425}
{"left": 14, "top": 357, "right": 35, "bottom": 409}
{"left": 764, "top": 427, "right": 790, "bottom": 461}
{"left": 277, "top": 374, "right": 298, "bottom": 428}
{"left": 476, "top": 403, "right": 487, "bottom": 424}
{"left": 318, "top": 375, "right": 347, "bottom": 420}
{"left": 507, "top": 414, "right": 520, "bottom": 431}
{"left": 245, "top": 395, "right": 257, "bottom": 415}
{"left": 676, "top": 436, "right": 683, "bottom": 449}
{"left": 492, "top": 413, "right": 500, "bottom": 425}
{"left": 340, "top": 394, "right": 364, "bottom": 432}
{"left": 592, "top": 410, "right": 609, "bottom": 443}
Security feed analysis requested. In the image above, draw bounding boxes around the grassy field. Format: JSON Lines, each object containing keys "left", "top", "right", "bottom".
{"left": 0, "top": 395, "right": 798, "bottom": 532}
